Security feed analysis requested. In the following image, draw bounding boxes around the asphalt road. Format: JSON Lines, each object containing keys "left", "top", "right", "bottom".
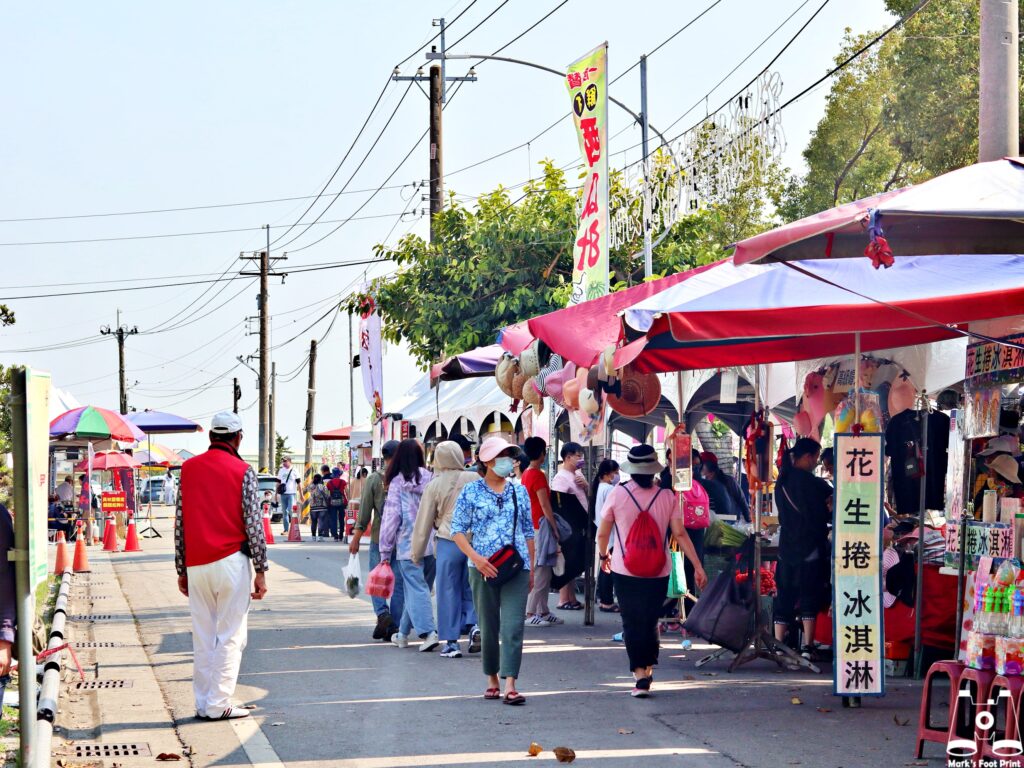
{"left": 105, "top": 515, "right": 934, "bottom": 768}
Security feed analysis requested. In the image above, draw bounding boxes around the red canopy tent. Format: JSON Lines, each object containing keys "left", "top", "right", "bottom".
{"left": 312, "top": 426, "right": 352, "bottom": 441}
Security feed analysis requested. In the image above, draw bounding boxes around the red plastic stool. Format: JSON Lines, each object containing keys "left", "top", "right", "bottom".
{"left": 981, "top": 675, "right": 1024, "bottom": 761}
{"left": 917, "top": 661, "right": 965, "bottom": 758}
{"left": 947, "top": 666, "right": 996, "bottom": 765}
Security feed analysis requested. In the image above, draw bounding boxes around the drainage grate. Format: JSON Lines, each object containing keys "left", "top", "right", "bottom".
{"left": 73, "top": 742, "right": 151, "bottom": 758}
{"left": 74, "top": 641, "right": 126, "bottom": 648}
{"left": 73, "top": 594, "right": 112, "bottom": 599}
{"left": 75, "top": 680, "right": 133, "bottom": 690}
{"left": 68, "top": 614, "right": 114, "bottom": 621}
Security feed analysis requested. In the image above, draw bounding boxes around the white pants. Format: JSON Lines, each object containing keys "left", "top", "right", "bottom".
{"left": 187, "top": 552, "right": 251, "bottom": 717}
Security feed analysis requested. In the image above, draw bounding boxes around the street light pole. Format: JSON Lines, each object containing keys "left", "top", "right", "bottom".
{"left": 979, "top": 0, "right": 1020, "bottom": 161}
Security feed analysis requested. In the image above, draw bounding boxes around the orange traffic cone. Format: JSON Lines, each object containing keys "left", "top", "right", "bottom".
{"left": 262, "top": 502, "right": 275, "bottom": 545}
{"left": 102, "top": 511, "right": 118, "bottom": 552}
{"left": 122, "top": 511, "right": 142, "bottom": 552}
{"left": 73, "top": 523, "right": 91, "bottom": 573}
{"left": 89, "top": 513, "right": 100, "bottom": 545}
{"left": 53, "top": 531, "right": 70, "bottom": 574}
{"left": 287, "top": 504, "right": 302, "bottom": 542}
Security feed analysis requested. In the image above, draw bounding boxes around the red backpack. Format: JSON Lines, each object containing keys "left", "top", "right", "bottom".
{"left": 615, "top": 484, "right": 667, "bottom": 577}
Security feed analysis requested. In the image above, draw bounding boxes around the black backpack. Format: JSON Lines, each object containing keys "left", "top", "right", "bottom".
{"left": 328, "top": 481, "right": 347, "bottom": 509}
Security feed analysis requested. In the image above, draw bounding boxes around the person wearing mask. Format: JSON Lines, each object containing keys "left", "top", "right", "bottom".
{"left": 773, "top": 438, "right": 832, "bottom": 662}
{"left": 522, "top": 437, "right": 565, "bottom": 627}
{"left": 308, "top": 474, "right": 330, "bottom": 542}
{"left": 277, "top": 457, "right": 299, "bottom": 534}
{"left": 412, "top": 441, "right": 480, "bottom": 658}
{"left": 379, "top": 440, "right": 437, "bottom": 652}
{"left": 451, "top": 437, "right": 535, "bottom": 705}
{"left": 700, "top": 452, "right": 749, "bottom": 523}
{"left": 550, "top": 442, "right": 588, "bottom": 610}
{"left": 350, "top": 441, "right": 403, "bottom": 641}
{"left": 1, "top": 501, "right": 15, "bottom": 713}
{"left": 597, "top": 445, "right": 706, "bottom": 698}
{"left": 56, "top": 475, "right": 75, "bottom": 506}
{"left": 325, "top": 468, "right": 347, "bottom": 542}
{"left": 175, "top": 412, "right": 268, "bottom": 720}
{"left": 592, "top": 459, "right": 620, "bottom": 612}
{"left": 819, "top": 447, "right": 835, "bottom": 483}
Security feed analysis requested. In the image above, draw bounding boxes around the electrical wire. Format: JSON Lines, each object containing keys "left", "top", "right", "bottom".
{"left": 447, "top": 0, "right": 510, "bottom": 49}
{"left": 395, "top": 0, "right": 480, "bottom": 68}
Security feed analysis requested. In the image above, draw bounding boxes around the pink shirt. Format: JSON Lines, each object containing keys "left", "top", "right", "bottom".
{"left": 603, "top": 481, "right": 682, "bottom": 578}
{"left": 551, "top": 468, "right": 589, "bottom": 510}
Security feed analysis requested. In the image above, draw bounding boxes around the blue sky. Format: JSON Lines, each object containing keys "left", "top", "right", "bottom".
{"left": 0, "top": 0, "right": 894, "bottom": 455}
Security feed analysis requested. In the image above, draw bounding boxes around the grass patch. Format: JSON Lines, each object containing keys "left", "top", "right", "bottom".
{"left": 0, "top": 706, "right": 16, "bottom": 738}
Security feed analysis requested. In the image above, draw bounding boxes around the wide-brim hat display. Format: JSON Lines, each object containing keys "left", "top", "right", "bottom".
{"left": 980, "top": 435, "right": 1022, "bottom": 457}
{"left": 495, "top": 353, "right": 517, "bottom": 397}
{"left": 523, "top": 377, "right": 544, "bottom": 414}
{"left": 619, "top": 444, "right": 664, "bottom": 475}
{"left": 511, "top": 370, "right": 528, "bottom": 401}
{"left": 990, "top": 453, "right": 1021, "bottom": 485}
{"left": 607, "top": 363, "right": 661, "bottom": 418}
{"left": 563, "top": 366, "right": 589, "bottom": 410}
{"left": 543, "top": 360, "right": 576, "bottom": 408}
{"left": 519, "top": 340, "right": 542, "bottom": 378}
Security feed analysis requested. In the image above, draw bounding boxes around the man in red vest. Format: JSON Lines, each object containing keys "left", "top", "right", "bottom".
{"left": 175, "top": 411, "right": 268, "bottom": 720}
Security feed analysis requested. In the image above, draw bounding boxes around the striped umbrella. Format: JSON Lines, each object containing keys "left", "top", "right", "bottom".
{"left": 50, "top": 406, "right": 145, "bottom": 442}
{"left": 134, "top": 443, "right": 185, "bottom": 466}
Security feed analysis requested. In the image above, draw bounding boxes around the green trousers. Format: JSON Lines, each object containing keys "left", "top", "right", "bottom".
{"left": 469, "top": 567, "right": 530, "bottom": 679}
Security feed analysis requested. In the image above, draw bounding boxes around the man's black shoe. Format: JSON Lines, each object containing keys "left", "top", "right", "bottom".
{"left": 373, "top": 611, "right": 393, "bottom": 640}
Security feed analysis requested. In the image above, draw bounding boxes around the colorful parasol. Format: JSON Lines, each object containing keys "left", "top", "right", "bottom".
{"left": 124, "top": 410, "right": 202, "bottom": 434}
{"left": 50, "top": 406, "right": 146, "bottom": 442}
{"left": 74, "top": 450, "right": 142, "bottom": 471}
{"left": 134, "top": 443, "right": 185, "bottom": 466}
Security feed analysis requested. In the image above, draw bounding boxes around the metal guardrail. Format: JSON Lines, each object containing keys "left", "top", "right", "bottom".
{"left": 32, "top": 569, "right": 72, "bottom": 768}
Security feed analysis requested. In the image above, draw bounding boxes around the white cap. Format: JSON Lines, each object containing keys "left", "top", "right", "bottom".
{"left": 210, "top": 411, "right": 243, "bottom": 434}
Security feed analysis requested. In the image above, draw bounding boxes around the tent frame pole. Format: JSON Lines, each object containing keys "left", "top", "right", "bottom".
{"left": 913, "top": 389, "right": 929, "bottom": 679}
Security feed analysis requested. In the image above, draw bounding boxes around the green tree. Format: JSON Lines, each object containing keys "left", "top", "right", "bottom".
{"left": 781, "top": 0, "right": 1024, "bottom": 220}
{"left": 274, "top": 432, "right": 292, "bottom": 466}
{"left": 352, "top": 147, "right": 782, "bottom": 368}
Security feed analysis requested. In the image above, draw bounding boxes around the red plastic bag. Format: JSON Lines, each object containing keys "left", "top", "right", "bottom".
{"left": 366, "top": 560, "right": 395, "bottom": 599}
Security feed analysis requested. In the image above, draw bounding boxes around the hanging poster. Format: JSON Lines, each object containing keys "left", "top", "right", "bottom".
{"left": 566, "top": 43, "right": 609, "bottom": 306}
{"left": 359, "top": 294, "right": 384, "bottom": 423}
{"left": 832, "top": 432, "right": 885, "bottom": 698}
{"left": 965, "top": 387, "right": 1001, "bottom": 439}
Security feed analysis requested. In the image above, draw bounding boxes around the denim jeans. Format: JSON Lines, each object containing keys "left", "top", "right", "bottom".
{"left": 280, "top": 493, "right": 296, "bottom": 531}
{"left": 369, "top": 541, "right": 405, "bottom": 620}
{"left": 323, "top": 508, "right": 339, "bottom": 539}
{"left": 435, "top": 538, "right": 476, "bottom": 641}
{"left": 398, "top": 558, "right": 437, "bottom": 638}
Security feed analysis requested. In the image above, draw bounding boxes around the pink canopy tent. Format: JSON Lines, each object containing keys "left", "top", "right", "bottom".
{"left": 732, "top": 157, "right": 1024, "bottom": 265}
{"left": 623, "top": 253, "right": 1024, "bottom": 373}
{"left": 498, "top": 262, "right": 719, "bottom": 368}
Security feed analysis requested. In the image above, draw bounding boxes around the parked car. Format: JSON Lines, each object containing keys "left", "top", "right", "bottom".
{"left": 140, "top": 476, "right": 166, "bottom": 504}
{"left": 257, "top": 473, "right": 282, "bottom": 522}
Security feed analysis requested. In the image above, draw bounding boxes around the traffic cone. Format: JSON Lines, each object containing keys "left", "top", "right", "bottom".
{"left": 122, "top": 512, "right": 142, "bottom": 553}
{"left": 73, "top": 523, "right": 91, "bottom": 573}
{"left": 287, "top": 504, "right": 302, "bottom": 542}
{"left": 90, "top": 513, "right": 100, "bottom": 545}
{"left": 53, "top": 531, "right": 70, "bottom": 574}
{"left": 261, "top": 502, "right": 275, "bottom": 545}
{"left": 102, "top": 511, "right": 118, "bottom": 552}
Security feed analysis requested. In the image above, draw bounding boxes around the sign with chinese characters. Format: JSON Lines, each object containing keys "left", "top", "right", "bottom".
{"left": 833, "top": 433, "right": 885, "bottom": 698}
{"left": 359, "top": 292, "right": 383, "bottom": 425}
{"left": 944, "top": 520, "right": 1015, "bottom": 569}
{"left": 100, "top": 491, "right": 128, "bottom": 513}
{"left": 566, "top": 43, "right": 609, "bottom": 306}
{"left": 965, "top": 333, "right": 1024, "bottom": 382}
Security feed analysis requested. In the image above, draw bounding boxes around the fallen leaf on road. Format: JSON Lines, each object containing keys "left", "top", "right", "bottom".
{"left": 893, "top": 715, "right": 910, "bottom": 727}
{"left": 155, "top": 753, "right": 181, "bottom": 761}
{"left": 527, "top": 742, "right": 543, "bottom": 756}
{"left": 553, "top": 747, "right": 576, "bottom": 763}
{"left": 816, "top": 707, "right": 832, "bottom": 714}
{"left": 271, "top": 721, "right": 286, "bottom": 726}
{"left": 790, "top": 697, "right": 802, "bottom": 705}
{"left": 242, "top": 704, "right": 257, "bottom": 709}
{"left": 617, "top": 728, "right": 634, "bottom": 735}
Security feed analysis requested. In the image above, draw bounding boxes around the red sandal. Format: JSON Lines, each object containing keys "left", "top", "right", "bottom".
{"left": 483, "top": 687, "right": 500, "bottom": 700}
{"left": 503, "top": 690, "right": 526, "bottom": 705}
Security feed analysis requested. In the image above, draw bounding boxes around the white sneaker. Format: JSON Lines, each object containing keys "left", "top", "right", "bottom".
{"left": 419, "top": 630, "right": 440, "bottom": 652}
{"left": 539, "top": 613, "right": 564, "bottom": 625}
{"left": 206, "top": 706, "right": 250, "bottom": 720}
{"left": 391, "top": 633, "right": 409, "bottom": 648}
{"left": 526, "top": 614, "right": 552, "bottom": 627}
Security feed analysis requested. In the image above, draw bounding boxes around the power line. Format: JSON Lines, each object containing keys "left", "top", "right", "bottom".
{"left": 395, "top": 0, "right": 480, "bottom": 68}
{"left": 448, "top": 0, "right": 510, "bottom": 49}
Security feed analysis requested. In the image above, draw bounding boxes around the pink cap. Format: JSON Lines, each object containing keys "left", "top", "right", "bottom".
{"left": 479, "top": 436, "right": 516, "bottom": 463}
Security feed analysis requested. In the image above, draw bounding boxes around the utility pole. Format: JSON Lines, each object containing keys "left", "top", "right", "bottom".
{"left": 240, "top": 231, "right": 287, "bottom": 471}
{"left": 232, "top": 377, "right": 241, "bottom": 414}
{"left": 100, "top": 309, "right": 138, "bottom": 414}
{"left": 979, "top": 0, "right": 1020, "bottom": 161}
{"left": 303, "top": 339, "right": 318, "bottom": 485}
{"left": 269, "top": 361, "right": 277, "bottom": 471}
{"left": 394, "top": 17, "right": 477, "bottom": 241}
{"left": 640, "top": 54, "right": 653, "bottom": 278}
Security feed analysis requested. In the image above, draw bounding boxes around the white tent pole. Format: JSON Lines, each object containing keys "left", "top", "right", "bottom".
{"left": 854, "top": 332, "right": 862, "bottom": 424}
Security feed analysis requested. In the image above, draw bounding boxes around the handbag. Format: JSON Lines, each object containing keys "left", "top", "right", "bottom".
{"left": 486, "top": 488, "right": 525, "bottom": 589}
{"left": 682, "top": 537, "right": 755, "bottom": 652}
{"left": 667, "top": 550, "right": 687, "bottom": 598}
{"left": 278, "top": 468, "right": 294, "bottom": 496}
{"left": 682, "top": 483, "right": 711, "bottom": 530}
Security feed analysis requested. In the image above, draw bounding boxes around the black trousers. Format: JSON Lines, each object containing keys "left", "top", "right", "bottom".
{"left": 613, "top": 573, "right": 670, "bottom": 672}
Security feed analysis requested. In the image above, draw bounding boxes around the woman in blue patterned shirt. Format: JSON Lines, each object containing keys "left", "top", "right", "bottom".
{"left": 451, "top": 437, "right": 535, "bottom": 705}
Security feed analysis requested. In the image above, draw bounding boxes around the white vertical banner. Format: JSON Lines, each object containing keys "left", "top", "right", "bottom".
{"left": 359, "top": 295, "right": 384, "bottom": 423}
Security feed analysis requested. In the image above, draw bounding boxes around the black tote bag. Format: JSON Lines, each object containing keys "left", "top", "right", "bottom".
{"left": 682, "top": 536, "right": 755, "bottom": 653}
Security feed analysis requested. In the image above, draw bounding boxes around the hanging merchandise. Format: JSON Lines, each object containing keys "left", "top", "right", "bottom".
{"left": 495, "top": 353, "right": 517, "bottom": 397}
{"left": 607, "top": 363, "right": 661, "bottom": 418}
{"left": 542, "top": 359, "right": 576, "bottom": 409}
{"left": 884, "top": 406, "right": 950, "bottom": 516}
{"left": 359, "top": 295, "right": 384, "bottom": 421}
{"left": 744, "top": 409, "right": 773, "bottom": 490}
{"left": 966, "top": 387, "right": 1002, "bottom": 439}
{"left": 794, "top": 369, "right": 827, "bottom": 440}
{"left": 719, "top": 369, "right": 738, "bottom": 405}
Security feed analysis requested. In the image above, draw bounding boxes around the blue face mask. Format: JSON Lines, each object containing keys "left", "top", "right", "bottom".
{"left": 493, "top": 457, "right": 515, "bottom": 478}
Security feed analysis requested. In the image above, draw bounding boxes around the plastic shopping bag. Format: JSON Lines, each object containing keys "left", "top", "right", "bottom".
{"left": 365, "top": 560, "right": 395, "bottom": 599}
{"left": 553, "top": 551, "right": 566, "bottom": 577}
{"left": 667, "top": 551, "right": 687, "bottom": 598}
{"left": 342, "top": 553, "right": 362, "bottom": 599}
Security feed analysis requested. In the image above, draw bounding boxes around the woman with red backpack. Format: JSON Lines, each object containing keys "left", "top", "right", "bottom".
{"left": 597, "top": 445, "right": 707, "bottom": 698}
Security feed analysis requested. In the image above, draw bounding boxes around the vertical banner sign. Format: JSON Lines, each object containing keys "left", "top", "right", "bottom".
{"left": 359, "top": 294, "right": 384, "bottom": 423}
{"left": 833, "top": 433, "right": 885, "bottom": 697}
{"left": 19, "top": 368, "right": 51, "bottom": 588}
{"left": 566, "top": 43, "right": 609, "bottom": 306}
